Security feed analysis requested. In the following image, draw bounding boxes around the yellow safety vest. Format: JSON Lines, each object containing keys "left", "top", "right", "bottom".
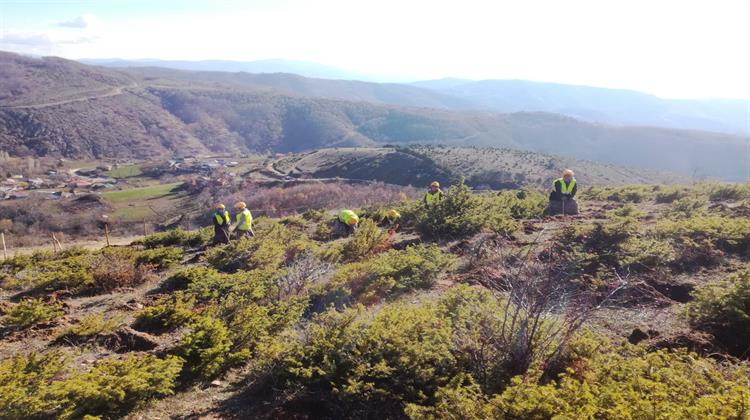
{"left": 214, "top": 210, "right": 230, "bottom": 225}
{"left": 236, "top": 208, "right": 253, "bottom": 231}
{"left": 425, "top": 190, "right": 443, "bottom": 206}
{"left": 338, "top": 210, "right": 358, "bottom": 225}
{"left": 555, "top": 178, "right": 576, "bottom": 194}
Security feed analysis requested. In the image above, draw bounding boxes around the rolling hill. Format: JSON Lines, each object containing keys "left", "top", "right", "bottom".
{"left": 87, "top": 57, "right": 750, "bottom": 135}
{"left": 1, "top": 52, "right": 749, "bottom": 180}
{"left": 272, "top": 146, "right": 684, "bottom": 188}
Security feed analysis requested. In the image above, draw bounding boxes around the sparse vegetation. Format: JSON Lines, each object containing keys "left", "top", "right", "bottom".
{"left": 1, "top": 298, "right": 64, "bottom": 330}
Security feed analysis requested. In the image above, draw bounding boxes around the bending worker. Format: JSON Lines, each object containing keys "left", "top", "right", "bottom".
{"left": 424, "top": 181, "right": 444, "bottom": 208}
{"left": 337, "top": 209, "right": 359, "bottom": 237}
{"left": 233, "top": 201, "right": 255, "bottom": 238}
{"left": 212, "top": 203, "right": 231, "bottom": 245}
{"left": 549, "top": 169, "right": 579, "bottom": 215}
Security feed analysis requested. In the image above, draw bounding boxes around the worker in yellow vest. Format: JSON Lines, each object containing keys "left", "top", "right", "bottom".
{"left": 424, "top": 181, "right": 444, "bottom": 208}
{"left": 549, "top": 169, "right": 579, "bottom": 215}
{"left": 212, "top": 203, "right": 231, "bottom": 245}
{"left": 232, "top": 201, "right": 255, "bottom": 239}
{"left": 336, "top": 209, "right": 359, "bottom": 237}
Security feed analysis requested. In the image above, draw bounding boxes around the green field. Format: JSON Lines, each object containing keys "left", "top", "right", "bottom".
{"left": 102, "top": 182, "right": 183, "bottom": 203}
{"left": 105, "top": 164, "right": 143, "bottom": 178}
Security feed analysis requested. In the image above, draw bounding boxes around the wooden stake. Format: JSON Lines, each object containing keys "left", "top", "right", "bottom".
{"left": 104, "top": 223, "right": 111, "bottom": 247}
{"left": 143, "top": 218, "right": 148, "bottom": 237}
{"left": 51, "top": 233, "right": 58, "bottom": 253}
{"left": 52, "top": 232, "right": 62, "bottom": 252}
{"left": 1, "top": 232, "right": 7, "bottom": 261}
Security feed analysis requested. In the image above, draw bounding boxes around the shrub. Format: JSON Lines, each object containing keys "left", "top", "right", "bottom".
{"left": 222, "top": 294, "right": 307, "bottom": 355}
{"left": 139, "top": 227, "right": 209, "bottom": 249}
{"left": 666, "top": 196, "right": 708, "bottom": 218}
{"left": 56, "top": 314, "right": 126, "bottom": 344}
{"left": 686, "top": 271, "right": 750, "bottom": 355}
{"left": 135, "top": 246, "right": 183, "bottom": 269}
{"left": 417, "top": 180, "right": 485, "bottom": 238}
{"left": 0, "top": 351, "right": 67, "bottom": 418}
{"left": 279, "top": 304, "right": 458, "bottom": 417}
{"left": 206, "top": 221, "right": 316, "bottom": 272}
{"left": 174, "top": 316, "right": 238, "bottom": 380}
{"left": 1, "top": 298, "right": 64, "bottom": 330}
{"left": 162, "top": 266, "right": 222, "bottom": 291}
{"left": 654, "top": 186, "right": 690, "bottom": 203}
{"left": 26, "top": 255, "right": 95, "bottom": 292}
{"left": 705, "top": 182, "right": 750, "bottom": 202}
{"left": 655, "top": 216, "right": 750, "bottom": 264}
{"left": 0, "top": 352, "right": 182, "bottom": 419}
{"left": 54, "top": 354, "right": 183, "bottom": 418}
{"left": 133, "top": 292, "right": 197, "bottom": 333}
{"left": 408, "top": 345, "right": 750, "bottom": 420}
{"left": 341, "top": 219, "right": 389, "bottom": 261}
{"left": 320, "top": 245, "right": 455, "bottom": 305}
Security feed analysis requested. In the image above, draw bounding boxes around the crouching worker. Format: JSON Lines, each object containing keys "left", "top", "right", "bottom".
{"left": 335, "top": 209, "right": 359, "bottom": 237}
{"left": 212, "top": 203, "right": 231, "bottom": 245}
{"left": 548, "top": 169, "right": 579, "bottom": 215}
{"left": 232, "top": 201, "right": 255, "bottom": 239}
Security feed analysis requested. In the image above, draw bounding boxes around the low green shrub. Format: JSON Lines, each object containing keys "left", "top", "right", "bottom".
{"left": 56, "top": 314, "right": 126, "bottom": 343}
{"left": 686, "top": 271, "right": 750, "bottom": 356}
{"left": 408, "top": 345, "right": 750, "bottom": 419}
{"left": 319, "top": 245, "right": 455, "bottom": 305}
{"left": 1, "top": 298, "right": 64, "bottom": 330}
{"left": 654, "top": 185, "right": 691, "bottom": 203}
{"left": 0, "top": 351, "right": 67, "bottom": 418}
{"left": 416, "top": 180, "right": 485, "bottom": 238}
{"left": 206, "top": 221, "right": 316, "bottom": 273}
{"left": 0, "top": 351, "right": 183, "bottom": 419}
{"left": 135, "top": 246, "right": 183, "bottom": 269}
{"left": 54, "top": 354, "right": 183, "bottom": 419}
{"left": 162, "top": 266, "right": 222, "bottom": 291}
{"left": 278, "top": 304, "right": 458, "bottom": 417}
{"left": 133, "top": 292, "right": 197, "bottom": 333}
{"left": 655, "top": 216, "right": 750, "bottom": 268}
{"left": 705, "top": 182, "right": 750, "bottom": 202}
{"left": 139, "top": 228, "right": 209, "bottom": 249}
{"left": 341, "top": 219, "right": 389, "bottom": 261}
{"left": 174, "top": 316, "right": 238, "bottom": 380}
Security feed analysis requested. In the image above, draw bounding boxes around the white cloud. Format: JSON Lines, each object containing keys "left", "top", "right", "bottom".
{"left": 57, "top": 14, "right": 100, "bottom": 29}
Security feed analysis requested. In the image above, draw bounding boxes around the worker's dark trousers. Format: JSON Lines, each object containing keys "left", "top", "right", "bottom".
{"left": 213, "top": 225, "right": 230, "bottom": 245}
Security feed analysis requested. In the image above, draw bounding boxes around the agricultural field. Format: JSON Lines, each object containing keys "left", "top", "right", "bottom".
{"left": 1, "top": 181, "right": 749, "bottom": 418}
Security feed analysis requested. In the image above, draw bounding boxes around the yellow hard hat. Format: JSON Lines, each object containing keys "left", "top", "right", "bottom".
{"left": 563, "top": 169, "right": 574, "bottom": 177}
{"left": 215, "top": 203, "right": 225, "bottom": 209}
{"left": 430, "top": 181, "right": 440, "bottom": 188}
{"left": 387, "top": 209, "right": 400, "bottom": 219}
{"left": 234, "top": 201, "right": 247, "bottom": 209}
{"left": 348, "top": 214, "right": 359, "bottom": 225}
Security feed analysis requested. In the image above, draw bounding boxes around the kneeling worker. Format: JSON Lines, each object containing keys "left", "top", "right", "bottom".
{"left": 233, "top": 201, "right": 255, "bottom": 238}
{"left": 549, "top": 169, "right": 579, "bottom": 215}
{"left": 212, "top": 203, "right": 231, "bottom": 245}
{"left": 337, "top": 209, "right": 359, "bottom": 237}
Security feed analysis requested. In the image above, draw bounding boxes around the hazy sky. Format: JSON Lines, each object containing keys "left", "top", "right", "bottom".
{"left": 1, "top": 0, "right": 749, "bottom": 99}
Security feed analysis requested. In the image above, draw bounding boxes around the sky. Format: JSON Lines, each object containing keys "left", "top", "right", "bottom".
{"left": 1, "top": 0, "right": 749, "bottom": 99}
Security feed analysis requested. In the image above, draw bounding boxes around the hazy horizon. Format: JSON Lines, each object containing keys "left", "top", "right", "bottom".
{"left": 1, "top": 0, "right": 749, "bottom": 100}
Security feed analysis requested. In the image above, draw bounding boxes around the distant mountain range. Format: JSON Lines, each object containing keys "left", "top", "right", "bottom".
{"left": 86, "top": 58, "right": 750, "bottom": 135}
{"left": 0, "top": 51, "right": 748, "bottom": 181}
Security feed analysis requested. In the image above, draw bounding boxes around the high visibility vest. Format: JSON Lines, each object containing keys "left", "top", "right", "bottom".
{"left": 236, "top": 208, "right": 253, "bottom": 231}
{"left": 556, "top": 178, "right": 576, "bottom": 194}
{"left": 425, "top": 190, "right": 443, "bottom": 206}
{"left": 214, "top": 210, "right": 229, "bottom": 225}
{"left": 338, "top": 210, "right": 358, "bottom": 225}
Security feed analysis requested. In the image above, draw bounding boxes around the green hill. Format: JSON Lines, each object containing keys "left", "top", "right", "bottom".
{"left": 1, "top": 52, "right": 748, "bottom": 180}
